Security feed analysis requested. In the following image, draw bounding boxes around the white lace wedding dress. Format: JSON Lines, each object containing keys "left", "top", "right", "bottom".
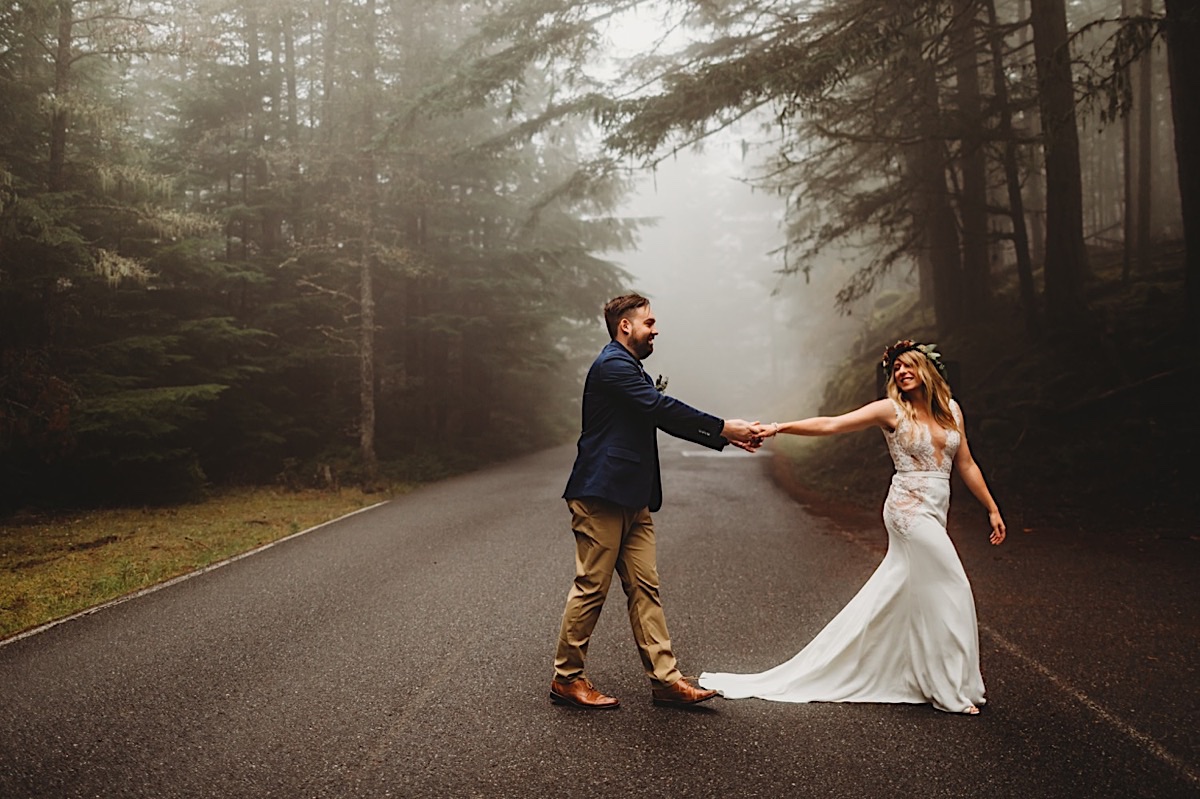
{"left": 699, "top": 399, "right": 986, "bottom": 713}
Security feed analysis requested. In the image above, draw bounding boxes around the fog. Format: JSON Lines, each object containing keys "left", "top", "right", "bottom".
{"left": 605, "top": 138, "right": 864, "bottom": 423}
{"left": 592, "top": 8, "right": 879, "bottom": 424}
{"left": 4, "top": 0, "right": 1189, "bottom": 507}
{"left": 588, "top": 0, "right": 1185, "bottom": 427}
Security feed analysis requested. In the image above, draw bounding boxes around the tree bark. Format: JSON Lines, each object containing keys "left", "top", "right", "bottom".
{"left": 1030, "top": 0, "right": 1090, "bottom": 325}
{"left": 358, "top": 0, "right": 379, "bottom": 484}
{"left": 1018, "top": 0, "right": 1046, "bottom": 269}
{"left": 282, "top": 10, "right": 302, "bottom": 246}
{"left": 359, "top": 227, "right": 378, "bottom": 483}
{"left": 1122, "top": 0, "right": 1135, "bottom": 282}
{"left": 917, "top": 249, "right": 936, "bottom": 311}
{"left": 283, "top": 10, "right": 299, "bottom": 143}
{"left": 950, "top": 0, "right": 991, "bottom": 318}
{"left": 1162, "top": 0, "right": 1200, "bottom": 334}
{"left": 1136, "top": 0, "right": 1154, "bottom": 271}
{"left": 322, "top": 0, "right": 340, "bottom": 141}
{"left": 985, "top": 0, "right": 1038, "bottom": 333}
{"left": 906, "top": 36, "right": 963, "bottom": 335}
{"left": 48, "top": 0, "right": 73, "bottom": 192}
{"left": 246, "top": 4, "right": 280, "bottom": 255}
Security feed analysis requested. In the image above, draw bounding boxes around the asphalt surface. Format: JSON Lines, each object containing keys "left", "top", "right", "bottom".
{"left": 1, "top": 440, "right": 1196, "bottom": 798}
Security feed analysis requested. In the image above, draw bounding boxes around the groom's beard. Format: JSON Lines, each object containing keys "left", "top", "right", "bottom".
{"left": 631, "top": 339, "right": 654, "bottom": 360}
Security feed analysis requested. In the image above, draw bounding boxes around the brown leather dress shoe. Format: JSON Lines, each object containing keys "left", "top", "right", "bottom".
{"left": 651, "top": 677, "right": 718, "bottom": 707}
{"left": 549, "top": 678, "right": 620, "bottom": 709}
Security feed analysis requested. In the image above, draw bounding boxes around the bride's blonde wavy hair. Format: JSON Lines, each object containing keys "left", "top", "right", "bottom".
{"left": 885, "top": 349, "right": 960, "bottom": 436}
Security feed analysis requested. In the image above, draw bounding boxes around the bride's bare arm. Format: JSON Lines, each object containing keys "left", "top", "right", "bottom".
{"left": 952, "top": 415, "right": 1007, "bottom": 545}
{"left": 770, "top": 399, "right": 895, "bottom": 437}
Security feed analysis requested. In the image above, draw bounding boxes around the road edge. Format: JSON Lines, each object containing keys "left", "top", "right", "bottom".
{"left": 0, "top": 500, "right": 390, "bottom": 649}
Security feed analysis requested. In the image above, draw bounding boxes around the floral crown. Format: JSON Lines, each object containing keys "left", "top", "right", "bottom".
{"left": 880, "top": 339, "right": 947, "bottom": 379}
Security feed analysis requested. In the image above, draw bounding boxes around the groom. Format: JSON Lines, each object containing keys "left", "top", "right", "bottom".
{"left": 550, "top": 293, "right": 764, "bottom": 709}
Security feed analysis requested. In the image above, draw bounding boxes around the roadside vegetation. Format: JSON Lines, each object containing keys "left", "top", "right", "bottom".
{"left": 768, "top": 244, "right": 1194, "bottom": 538}
{"left": 0, "top": 486, "right": 392, "bottom": 640}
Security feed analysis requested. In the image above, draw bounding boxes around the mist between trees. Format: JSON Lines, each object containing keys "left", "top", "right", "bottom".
{"left": 0, "top": 0, "right": 1194, "bottom": 511}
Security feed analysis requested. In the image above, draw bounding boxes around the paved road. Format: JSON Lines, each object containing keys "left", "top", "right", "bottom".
{"left": 1, "top": 441, "right": 1196, "bottom": 798}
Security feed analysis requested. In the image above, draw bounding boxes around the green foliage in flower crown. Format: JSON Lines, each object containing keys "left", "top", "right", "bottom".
{"left": 880, "top": 340, "right": 948, "bottom": 379}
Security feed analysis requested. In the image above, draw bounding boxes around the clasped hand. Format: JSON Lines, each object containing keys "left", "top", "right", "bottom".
{"left": 722, "top": 419, "right": 777, "bottom": 452}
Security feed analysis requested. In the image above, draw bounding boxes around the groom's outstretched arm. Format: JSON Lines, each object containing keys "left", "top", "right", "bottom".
{"left": 659, "top": 412, "right": 762, "bottom": 450}
{"left": 598, "top": 357, "right": 730, "bottom": 448}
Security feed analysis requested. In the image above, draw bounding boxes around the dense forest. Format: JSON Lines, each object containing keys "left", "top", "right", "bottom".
{"left": 1, "top": 0, "right": 1195, "bottom": 512}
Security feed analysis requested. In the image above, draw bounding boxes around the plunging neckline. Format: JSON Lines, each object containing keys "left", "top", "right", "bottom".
{"left": 914, "top": 418, "right": 948, "bottom": 468}
{"left": 884, "top": 399, "right": 960, "bottom": 473}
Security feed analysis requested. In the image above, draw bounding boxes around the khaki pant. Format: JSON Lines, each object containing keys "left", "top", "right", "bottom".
{"left": 553, "top": 498, "right": 682, "bottom": 688}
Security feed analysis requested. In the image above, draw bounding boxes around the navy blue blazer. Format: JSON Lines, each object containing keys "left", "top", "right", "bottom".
{"left": 563, "top": 340, "right": 727, "bottom": 512}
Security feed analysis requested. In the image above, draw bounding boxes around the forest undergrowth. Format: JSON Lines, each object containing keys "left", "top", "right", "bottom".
{"left": 768, "top": 242, "right": 1195, "bottom": 541}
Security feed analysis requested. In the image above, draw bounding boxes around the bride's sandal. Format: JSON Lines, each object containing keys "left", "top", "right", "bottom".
{"left": 963, "top": 705, "right": 980, "bottom": 715}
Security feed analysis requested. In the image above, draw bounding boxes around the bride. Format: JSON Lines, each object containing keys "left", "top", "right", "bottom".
{"left": 701, "top": 340, "right": 1006, "bottom": 714}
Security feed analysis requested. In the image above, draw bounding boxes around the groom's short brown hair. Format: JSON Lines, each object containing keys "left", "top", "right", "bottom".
{"left": 603, "top": 293, "right": 649, "bottom": 340}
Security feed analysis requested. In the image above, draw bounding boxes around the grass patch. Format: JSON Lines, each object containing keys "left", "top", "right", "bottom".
{"left": 0, "top": 486, "right": 391, "bottom": 641}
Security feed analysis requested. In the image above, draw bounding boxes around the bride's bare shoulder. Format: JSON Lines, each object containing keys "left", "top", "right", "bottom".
{"left": 864, "top": 398, "right": 899, "bottom": 430}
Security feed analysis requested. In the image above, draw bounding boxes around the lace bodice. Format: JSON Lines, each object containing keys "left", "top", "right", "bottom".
{"left": 883, "top": 398, "right": 961, "bottom": 474}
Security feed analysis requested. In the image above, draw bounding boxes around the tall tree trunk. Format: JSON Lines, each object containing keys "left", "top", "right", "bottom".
{"left": 985, "top": 0, "right": 1038, "bottom": 333}
{"left": 322, "top": 0, "right": 340, "bottom": 140}
{"left": 247, "top": 4, "right": 260, "bottom": 146}
{"left": 283, "top": 10, "right": 299, "bottom": 143}
{"left": 1118, "top": 107, "right": 1128, "bottom": 277}
{"left": 225, "top": 164, "right": 233, "bottom": 260}
{"left": 358, "top": 0, "right": 379, "bottom": 485}
{"left": 263, "top": 12, "right": 283, "bottom": 253}
{"left": 48, "top": 0, "right": 73, "bottom": 192}
{"left": 1090, "top": 126, "right": 1103, "bottom": 237}
{"left": 359, "top": 224, "right": 377, "bottom": 483}
{"left": 1030, "top": 0, "right": 1090, "bottom": 325}
{"left": 1163, "top": 0, "right": 1200, "bottom": 334}
{"left": 268, "top": 15, "right": 282, "bottom": 127}
{"left": 282, "top": 10, "right": 301, "bottom": 246}
{"left": 1018, "top": 0, "right": 1046, "bottom": 269}
{"left": 1136, "top": 0, "right": 1154, "bottom": 272}
{"left": 950, "top": 0, "right": 991, "bottom": 319}
{"left": 245, "top": 4, "right": 280, "bottom": 255}
{"left": 917, "top": 249, "right": 936, "bottom": 310}
{"left": 1123, "top": 0, "right": 1135, "bottom": 282}
{"left": 906, "top": 35, "right": 964, "bottom": 335}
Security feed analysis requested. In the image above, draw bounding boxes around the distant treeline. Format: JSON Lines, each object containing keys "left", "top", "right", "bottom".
{"left": 0, "top": 1, "right": 632, "bottom": 509}
{"left": 598, "top": 0, "right": 1195, "bottom": 341}
{"left": 2, "top": 0, "right": 1197, "bottom": 511}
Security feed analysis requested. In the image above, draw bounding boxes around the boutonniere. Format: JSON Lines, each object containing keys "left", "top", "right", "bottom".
{"left": 654, "top": 374, "right": 669, "bottom": 393}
